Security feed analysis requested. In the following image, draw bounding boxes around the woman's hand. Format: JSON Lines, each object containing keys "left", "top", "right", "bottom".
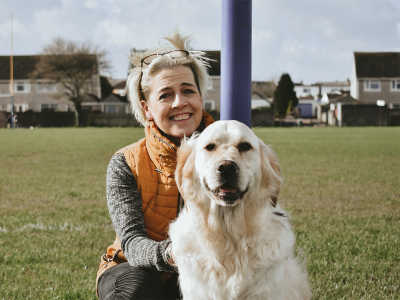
{"left": 165, "top": 244, "right": 176, "bottom": 268}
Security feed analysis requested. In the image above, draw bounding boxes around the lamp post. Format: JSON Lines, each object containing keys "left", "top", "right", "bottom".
{"left": 221, "top": 0, "right": 252, "bottom": 126}
{"left": 10, "top": 57, "right": 14, "bottom": 129}
{"left": 9, "top": 13, "right": 14, "bottom": 129}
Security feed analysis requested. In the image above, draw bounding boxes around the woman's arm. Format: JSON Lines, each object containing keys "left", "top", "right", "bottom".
{"left": 106, "top": 152, "right": 175, "bottom": 272}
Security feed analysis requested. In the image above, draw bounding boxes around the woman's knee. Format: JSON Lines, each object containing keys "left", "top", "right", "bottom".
{"left": 97, "top": 263, "right": 162, "bottom": 300}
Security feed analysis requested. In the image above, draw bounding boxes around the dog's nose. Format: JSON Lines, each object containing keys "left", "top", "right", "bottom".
{"left": 217, "top": 160, "right": 239, "bottom": 179}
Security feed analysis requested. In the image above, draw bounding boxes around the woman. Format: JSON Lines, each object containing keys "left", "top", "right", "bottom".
{"left": 96, "top": 33, "right": 213, "bottom": 300}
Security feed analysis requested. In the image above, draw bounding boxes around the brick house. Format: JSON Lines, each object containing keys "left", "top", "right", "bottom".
{"left": 351, "top": 52, "right": 400, "bottom": 108}
{"left": 0, "top": 55, "right": 101, "bottom": 113}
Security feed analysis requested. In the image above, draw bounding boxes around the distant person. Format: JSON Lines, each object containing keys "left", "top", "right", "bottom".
{"left": 13, "top": 114, "right": 18, "bottom": 128}
{"left": 96, "top": 33, "right": 213, "bottom": 300}
{"left": 7, "top": 115, "right": 11, "bottom": 128}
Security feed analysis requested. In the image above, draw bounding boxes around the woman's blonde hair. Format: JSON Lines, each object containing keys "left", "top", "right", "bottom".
{"left": 126, "top": 33, "right": 211, "bottom": 126}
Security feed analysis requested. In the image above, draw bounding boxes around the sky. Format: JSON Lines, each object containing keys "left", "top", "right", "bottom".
{"left": 1, "top": 0, "right": 400, "bottom": 84}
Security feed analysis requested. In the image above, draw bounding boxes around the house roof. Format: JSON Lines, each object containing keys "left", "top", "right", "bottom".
{"left": 0, "top": 55, "right": 40, "bottom": 80}
{"left": 100, "top": 76, "right": 113, "bottom": 98}
{"left": 0, "top": 54, "right": 99, "bottom": 81}
{"left": 251, "top": 81, "right": 276, "bottom": 98}
{"left": 81, "top": 93, "right": 100, "bottom": 103}
{"left": 313, "top": 80, "right": 350, "bottom": 87}
{"left": 204, "top": 51, "right": 220, "bottom": 76}
{"left": 295, "top": 80, "right": 350, "bottom": 87}
{"left": 299, "top": 95, "right": 314, "bottom": 100}
{"left": 328, "top": 93, "right": 358, "bottom": 104}
{"left": 112, "top": 80, "right": 127, "bottom": 90}
{"left": 354, "top": 52, "right": 400, "bottom": 78}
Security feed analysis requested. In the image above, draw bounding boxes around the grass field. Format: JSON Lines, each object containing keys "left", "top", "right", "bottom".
{"left": 0, "top": 126, "right": 399, "bottom": 299}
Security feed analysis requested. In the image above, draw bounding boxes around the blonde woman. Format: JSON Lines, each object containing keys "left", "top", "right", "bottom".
{"left": 96, "top": 33, "right": 213, "bottom": 300}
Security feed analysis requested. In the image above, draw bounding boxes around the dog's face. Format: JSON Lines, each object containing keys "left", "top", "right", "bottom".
{"left": 176, "top": 120, "right": 281, "bottom": 208}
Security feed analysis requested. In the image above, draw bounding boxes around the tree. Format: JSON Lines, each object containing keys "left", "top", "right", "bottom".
{"left": 32, "top": 38, "right": 110, "bottom": 125}
{"left": 273, "top": 73, "right": 298, "bottom": 118}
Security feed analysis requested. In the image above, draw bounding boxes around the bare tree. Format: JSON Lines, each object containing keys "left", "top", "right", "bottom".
{"left": 32, "top": 38, "right": 110, "bottom": 125}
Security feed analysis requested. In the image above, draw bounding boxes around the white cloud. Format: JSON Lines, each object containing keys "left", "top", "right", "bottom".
{"left": 84, "top": 0, "right": 98, "bottom": 9}
{"left": 1, "top": 0, "right": 400, "bottom": 82}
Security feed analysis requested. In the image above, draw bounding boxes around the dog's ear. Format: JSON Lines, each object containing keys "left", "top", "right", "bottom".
{"left": 175, "top": 139, "right": 196, "bottom": 197}
{"left": 259, "top": 139, "right": 282, "bottom": 207}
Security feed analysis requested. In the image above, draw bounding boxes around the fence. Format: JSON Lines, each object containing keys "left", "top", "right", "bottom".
{"left": 10, "top": 106, "right": 400, "bottom": 128}
{"left": 0, "top": 111, "right": 142, "bottom": 128}
{"left": 341, "top": 104, "right": 400, "bottom": 126}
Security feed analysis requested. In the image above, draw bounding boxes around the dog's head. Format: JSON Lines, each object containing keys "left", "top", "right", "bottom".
{"left": 176, "top": 120, "right": 282, "bottom": 208}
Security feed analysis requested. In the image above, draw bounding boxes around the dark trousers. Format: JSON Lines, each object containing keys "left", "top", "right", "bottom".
{"left": 97, "top": 263, "right": 181, "bottom": 300}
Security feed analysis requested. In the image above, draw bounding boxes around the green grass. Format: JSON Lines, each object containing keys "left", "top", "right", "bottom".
{"left": 0, "top": 126, "right": 399, "bottom": 299}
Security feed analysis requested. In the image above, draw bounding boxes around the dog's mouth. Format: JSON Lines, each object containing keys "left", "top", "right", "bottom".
{"left": 204, "top": 180, "right": 248, "bottom": 206}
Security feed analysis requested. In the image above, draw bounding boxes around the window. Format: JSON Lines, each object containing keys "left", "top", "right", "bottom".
{"left": 364, "top": 80, "right": 381, "bottom": 92}
{"left": 391, "top": 80, "right": 400, "bottom": 92}
{"left": 303, "top": 88, "right": 310, "bottom": 94}
{"left": 14, "top": 81, "right": 31, "bottom": 93}
{"left": 16, "top": 83, "right": 25, "bottom": 92}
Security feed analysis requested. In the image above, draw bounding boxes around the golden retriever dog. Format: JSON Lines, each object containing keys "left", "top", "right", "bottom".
{"left": 169, "top": 120, "right": 311, "bottom": 300}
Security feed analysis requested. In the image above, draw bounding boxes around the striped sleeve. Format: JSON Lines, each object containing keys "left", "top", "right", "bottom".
{"left": 106, "top": 152, "right": 176, "bottom": 273}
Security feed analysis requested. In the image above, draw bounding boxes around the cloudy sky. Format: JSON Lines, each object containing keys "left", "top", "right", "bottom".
{"left": 1, "top": 0, "right": 399, "bottom": 84}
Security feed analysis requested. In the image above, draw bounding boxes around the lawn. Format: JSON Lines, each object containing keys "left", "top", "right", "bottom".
{"left": 0, "top": 126, "right": 399, "bottom": 299}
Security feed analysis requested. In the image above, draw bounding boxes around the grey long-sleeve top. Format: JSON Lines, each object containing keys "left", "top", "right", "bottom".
{"left": 106, "top": 152, "right": 175, "bottom": 273}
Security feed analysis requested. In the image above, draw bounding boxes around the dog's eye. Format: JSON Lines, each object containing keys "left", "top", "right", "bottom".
{"left": 205, "top": 143, "right": 216, "bottom": 151}
{"left": 237, "top": 142, "right": 252, "bottom": 152}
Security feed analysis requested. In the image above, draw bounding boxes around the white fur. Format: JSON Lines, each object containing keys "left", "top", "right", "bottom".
{"left": 169, "top": 120, "right": 311, "bottom": 300}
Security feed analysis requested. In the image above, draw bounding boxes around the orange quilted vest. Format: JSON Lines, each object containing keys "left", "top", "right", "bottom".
{"left": 123, "top": 123, "right": 181, "bottom": 241}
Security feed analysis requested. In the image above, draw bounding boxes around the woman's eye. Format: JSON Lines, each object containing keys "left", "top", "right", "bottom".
{"left": 159, "top": 93, "right": 171, "bottom": 101}
{"left": 205, "top": 143, "right": 216, "bottom": 151}
{"left": 237, "top": 142, "right": 252, "bottom": 152}
{"left": 183, "top": 89, "right": 195, "bottom": 95}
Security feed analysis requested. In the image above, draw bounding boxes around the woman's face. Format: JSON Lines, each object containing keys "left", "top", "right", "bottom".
{"left": 141, "top": 65, "right": 203, "bottom": 138}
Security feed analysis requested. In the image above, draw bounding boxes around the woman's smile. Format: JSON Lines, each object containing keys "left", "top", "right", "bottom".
{"left": 169, "top": 112, "right": 192, "bottom": 121}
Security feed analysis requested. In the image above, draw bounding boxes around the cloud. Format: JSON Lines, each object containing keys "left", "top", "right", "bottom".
{"left": 1, "top": 0, "right": 400, "bottom": 83}
{"left": 84, "top": 0, "right": 98, "bottom": 9}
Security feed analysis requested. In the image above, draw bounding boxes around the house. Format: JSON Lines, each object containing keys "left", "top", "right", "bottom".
{"left": 0, "top": 55, "right": 101, "bottom": 113}
{"left": 294, "top": 80, "right": 350, "bottom": 102}
{"left": 81, "top": 76, "right": 130, "bottom": 114}
{"left": 294, "top": 81, "right": 350, "bottom": 119}
{"left": 351, "top": 52, "right": 400, "bottom": 108}
{"left": 294, "top": 83, "right": 320, "bottom": 100}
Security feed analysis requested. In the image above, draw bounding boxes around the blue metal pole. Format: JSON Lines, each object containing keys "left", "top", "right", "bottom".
{"left": 221, "top": 0, "right": 252, "bottom": 126}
